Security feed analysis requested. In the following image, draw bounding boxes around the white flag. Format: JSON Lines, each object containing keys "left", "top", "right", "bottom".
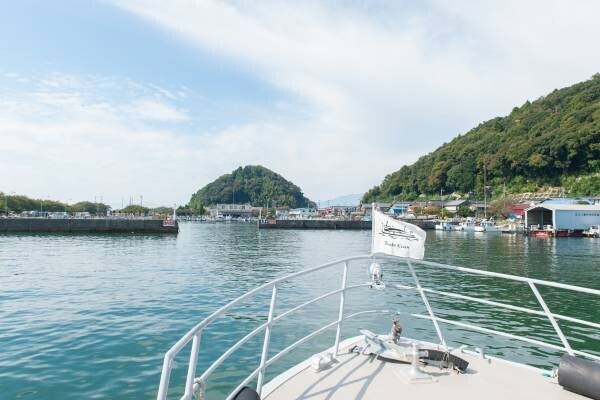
{"left": 371, "top": 209, "right": 426, "bottom": 259}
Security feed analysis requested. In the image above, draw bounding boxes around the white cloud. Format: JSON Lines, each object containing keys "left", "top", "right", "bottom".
{"left": 0, "top": 73, "right": 352, "bottom": 206}
{"left": 109, "top": 0, "right": 600, "bottom": 200}
{"left": 0, "top": 74, "right": 198, "bottom": 206}
{"left": 125, "top": 99, "right": 189, "bottom": 122}
{"left": 3, "top": 1, "right": 600, "bottom": 205}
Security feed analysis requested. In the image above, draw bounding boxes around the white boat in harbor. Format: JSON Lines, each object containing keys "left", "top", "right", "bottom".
{"left": 500, "top": 222, "right": 525, "bottom": 234}
{"left": 474, "top": 219, "right": 500, "bottom": 233}
{"left": 157, "top": 210, "right": 600, "bottom": 400}
{"left": 459, "top": 221, "right": 475, "bottom": 231}
{"left": 583, "top": 226, "right": 600, "bottom": 238}
{"left": 434, "top": 221, "right": 454, "bottom": 231}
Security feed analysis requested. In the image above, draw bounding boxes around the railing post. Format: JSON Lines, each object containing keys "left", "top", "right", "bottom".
{"left": 257, "top": 285, "right": 277, "bottom": 396}
{"left": 334, "top": 261, "right": 349, "bottom": 355}
{"left": 528, "top": 281, "right": 573, "bottom": 355}
{"left": 183, "top": 332, "right": 202, "bottom": 400}
{"left": 157, "top": 355, "right": 173, "bottom": 400}
{"left": 407, "top": 260, "right": 446, "bottom": 347}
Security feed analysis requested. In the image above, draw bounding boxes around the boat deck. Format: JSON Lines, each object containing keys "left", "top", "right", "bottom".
{"left": 263, "top": 339, "right": 583, "bottom": 400}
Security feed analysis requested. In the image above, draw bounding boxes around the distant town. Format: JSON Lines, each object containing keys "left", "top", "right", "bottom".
{"left": 2, "top": 191, "right": 600, "bottom": 238}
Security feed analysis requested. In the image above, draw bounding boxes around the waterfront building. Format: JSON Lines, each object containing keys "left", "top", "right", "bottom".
{"left": 426, "top": 200, "right": 443, "bottom": 208}
{"left": 525, "top": 202, "right": 600, "bottom": 235}
{"left": 469, "top": 202, "right": 489, "bottom": 215}
{"left": 390, "top": 202, "right": 414, "bottom": 215}
{"left": 540, "top": 197, "right": 592, "bottom": 205}
{"left": 319, "top": 205, "right": 358, "bottom": 218}
{"left": 360, "top": 203, "right": 391, "bottom": 216}
{"left": 275, "top": 209, "right": 289, "bottom": 219}
{"left": 211, "top": 204, "right": 253, "bottom": 218}
{"left": 289, "top": 207, "right": 318, "bottom": 219}
{"left": 509, "top": 203, "right": 533, "bottom": 219}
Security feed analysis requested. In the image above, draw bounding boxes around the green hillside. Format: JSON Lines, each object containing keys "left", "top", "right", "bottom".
{"left": 187, "top": 165, "right": 313, "bottom": 209}
{"left": 363, "top": 74, "right": 600, "bottom": 202}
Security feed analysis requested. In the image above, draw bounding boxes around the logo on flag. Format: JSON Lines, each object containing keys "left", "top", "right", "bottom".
{"left": 371, "top": 209, "right": 426, "bottom": 259}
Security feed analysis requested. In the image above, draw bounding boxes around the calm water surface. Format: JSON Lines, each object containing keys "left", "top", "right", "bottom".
{"left": 1, "top": 223, "right": 599, "bottom": 399}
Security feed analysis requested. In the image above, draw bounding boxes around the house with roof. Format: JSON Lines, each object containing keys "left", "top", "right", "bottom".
{"left": 390, "top": 202, "right": 414, "bottom": 215}
{"left": 360, "top": 203, "right": 391, "bottom": 216}
{"left": 509, "top": 203, "right": 532, "bottom": 218}
{"left": 470, "top": 202, "right": 489, "bottom": 215}
{"left": 443, "top": 199, "right": 470, "bottom": 213}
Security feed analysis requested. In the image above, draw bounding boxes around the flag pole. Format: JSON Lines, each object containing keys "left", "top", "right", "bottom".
{"left": 371, "top": 202, "right": 375, "bottom": 256}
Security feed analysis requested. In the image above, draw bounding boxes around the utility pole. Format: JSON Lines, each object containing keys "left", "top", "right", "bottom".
{"left": 483, "top": 162, "right": 487, "bottom": 219}
{"left": 440, "top": 188, "right": 444, "bottom": 219}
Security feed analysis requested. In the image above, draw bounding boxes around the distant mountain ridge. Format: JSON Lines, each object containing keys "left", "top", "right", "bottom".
{"left": 187, "top": 165, "right": 313, "bottom": 209}
{"left": 318, "top": 194, "right": 362, "bottom": 207}
{"left": 363, "top": 74, "right": 600, "bottom": 202}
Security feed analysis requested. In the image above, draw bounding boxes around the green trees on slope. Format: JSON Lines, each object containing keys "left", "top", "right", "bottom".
{"left": 187, "top": 165, "right": 313, "bottom": 210}
{"left": 363, "top": 74, "right": 600, "bottom": 202}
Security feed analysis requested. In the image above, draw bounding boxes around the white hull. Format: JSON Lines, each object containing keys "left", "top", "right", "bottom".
{"left": 157, "top": 254, "right": 600, "bottom": 400}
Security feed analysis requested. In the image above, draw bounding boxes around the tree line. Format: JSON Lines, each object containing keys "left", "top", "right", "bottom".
{"left": 1, "top": 193, "right": 174, "bottom": 217}
{"left": 363, "top": 74, "right": 600, "bottom": 203}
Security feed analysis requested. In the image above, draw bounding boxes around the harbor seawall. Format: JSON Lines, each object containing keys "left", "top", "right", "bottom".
{"left": 258, "top": 219, "right": 435, "bottom": 230}
{"left": 0, "top": 218, "right": 178, "bottom": 234}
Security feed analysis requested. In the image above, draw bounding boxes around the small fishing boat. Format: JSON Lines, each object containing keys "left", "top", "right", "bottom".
{"left": 157, "top": 210, "right": 600, "bottom": 400}
{"left": 499, "top": 222, "right": 524, "bottom": 234}
{"left": 434, "top": 221, "right": 453, "bottom": 231}
{"left": 459, "top": 220, "right": 476, "bottom": 232}
{"left": 474, "top": 220, "right": 500, "bottom": 233}
{"left": 529, "top": 224, "right": 555, "bottom": 238}
{"left": 583, "top": 226, "right": 600, "bottom": 238}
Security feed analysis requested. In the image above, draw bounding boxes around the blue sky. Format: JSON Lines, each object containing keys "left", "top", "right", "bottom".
{"left": 1, "top": 0, "right": 600, "bottom": 207}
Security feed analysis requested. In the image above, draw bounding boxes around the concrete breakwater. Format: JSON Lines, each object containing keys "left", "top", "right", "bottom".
{"left": 258, "top": 219, "right": 436, "bottom": 230}
{"left": 0, "top": 218, "right": 178, "bottom": 234}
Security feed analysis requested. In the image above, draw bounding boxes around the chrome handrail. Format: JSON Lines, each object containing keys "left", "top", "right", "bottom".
{"left": 157, "top": 254, "right": 600, "bottom": 400}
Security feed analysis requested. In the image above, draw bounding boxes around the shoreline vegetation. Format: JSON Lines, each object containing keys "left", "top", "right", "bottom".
{"left": 0, "top": 193, "right": 174, "bottom": 218}
{"left": 363, "top": 74, "right": 600, "bottom": 203}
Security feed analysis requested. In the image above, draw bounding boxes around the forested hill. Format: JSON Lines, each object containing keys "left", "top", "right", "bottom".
{"left": 187, "top": 165, "right": 313, "bottom": 209}
{"left": 363, "top": 74, "right": 600, "bottom": 202}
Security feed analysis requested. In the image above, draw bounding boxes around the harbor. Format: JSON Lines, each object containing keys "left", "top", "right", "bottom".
{"left": 251, "top": 197, "right": 600, "bottom": 237}
{"left": 257, "top": 218, "right": 437, "bottom": 230}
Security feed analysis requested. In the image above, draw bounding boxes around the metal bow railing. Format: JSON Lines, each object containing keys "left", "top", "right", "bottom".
{"left": 157, "top": 254, "right": 600, "bottom": 400}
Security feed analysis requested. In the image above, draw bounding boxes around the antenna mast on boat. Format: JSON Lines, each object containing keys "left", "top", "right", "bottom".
{"left": 484, "top": 161, "right": 487, "bottom": 219}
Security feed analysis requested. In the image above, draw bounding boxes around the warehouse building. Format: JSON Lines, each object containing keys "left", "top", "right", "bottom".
{"left": 525, "top": 203, "right": 600, "bottom": 236}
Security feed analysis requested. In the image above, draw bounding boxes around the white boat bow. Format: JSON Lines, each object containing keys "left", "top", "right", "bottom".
{"left": 156, "top": 254, "right": 600, "bottom": 400}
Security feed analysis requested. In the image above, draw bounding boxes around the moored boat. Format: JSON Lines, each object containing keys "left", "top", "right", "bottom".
{"left": 434, "top": 221, "right": 454, "bottom": 231}
{"left": 474, "top": 219, "right": 500, "bottom": 233}
{"left": 583, "top": 226, "right": 600, "bottom": 238}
